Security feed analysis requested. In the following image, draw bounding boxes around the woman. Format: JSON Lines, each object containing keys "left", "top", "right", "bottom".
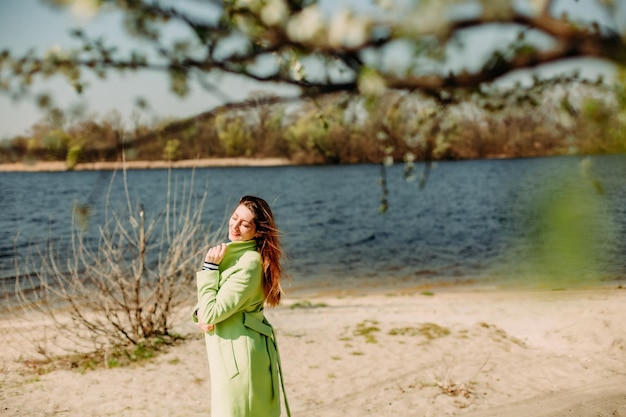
{"left": 193, "top": 195, "right": 290, "bottom": 417}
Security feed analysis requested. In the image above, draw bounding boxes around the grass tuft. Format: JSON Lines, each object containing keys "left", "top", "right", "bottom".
{"left": 19, "top": 334, "right": 186, "bottom": 375}
{"left": 389, "top": 323, "right": 450, "bottom": 340}
{"left": 354, "top": 319, "right": 380, "bottom": 343}
{"left": 289, "top": 300, "right": 328, "bottom": 309}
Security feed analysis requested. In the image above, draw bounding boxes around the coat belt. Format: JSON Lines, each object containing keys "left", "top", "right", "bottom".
{"left": 243, "top": 312, "right": 273, "bottom": 337}
{"left": 243, "top": 312, "right": 291, "bottom": 417}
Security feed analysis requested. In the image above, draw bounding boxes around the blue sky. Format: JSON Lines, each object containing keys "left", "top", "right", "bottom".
{"left": 0, "top": 0, "right": 301, "bottom": 139}
{"left": 0, "top": 0, "right": 621, "bottom": 140}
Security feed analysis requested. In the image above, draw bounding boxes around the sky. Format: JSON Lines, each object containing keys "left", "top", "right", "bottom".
{"left": 0, "top": 0, "right": 302, "bottom": 140}
{"left": 0, "top": 0, "right": 622, "bottom": 140}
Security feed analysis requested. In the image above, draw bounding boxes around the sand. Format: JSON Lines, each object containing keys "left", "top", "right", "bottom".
{"left": 1, "top": 285, "right": 625, "bottom": 417}
{"left": 0, "top": 158, "right": 292, "bottom": 172}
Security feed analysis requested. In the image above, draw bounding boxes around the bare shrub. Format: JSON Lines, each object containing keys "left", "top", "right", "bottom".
{"left": 7, "top": 168, "right": 219, "bottom": 358}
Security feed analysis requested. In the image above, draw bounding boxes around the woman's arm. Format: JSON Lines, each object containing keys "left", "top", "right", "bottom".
{"left": 196, "top": 251, "right": 262, "bottom": 325}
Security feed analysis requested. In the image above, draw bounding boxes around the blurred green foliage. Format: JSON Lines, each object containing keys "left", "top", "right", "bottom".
{"left": 511, "top": 157, "right": 617, "bottom": 288}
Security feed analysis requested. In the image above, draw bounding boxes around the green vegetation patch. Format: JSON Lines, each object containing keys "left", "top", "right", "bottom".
{"left": 289, "top": 300, "right": 328, "bottom": 309}
{"left": 479, "top": 322, "right": 526, "bottom": 347}
{"left": 20, "top": 334, "right": 185, "bottom": 375}
{"left": 354, "top": 319, "right": 380, "bottom": 343}
{"left": 389, "top": 323, "right": 451, "bottom": 340}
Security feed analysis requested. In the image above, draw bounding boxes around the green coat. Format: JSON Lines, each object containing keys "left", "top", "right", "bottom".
{"left": 193, "top": 240, "right": 282, "bottom": 417}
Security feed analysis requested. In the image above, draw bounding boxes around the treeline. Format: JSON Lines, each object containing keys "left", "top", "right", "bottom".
{"left": 1, "top": 79, "right": 625, "bottom": 168}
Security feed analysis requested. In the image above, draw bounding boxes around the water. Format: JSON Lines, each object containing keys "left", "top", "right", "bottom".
{"left": 1, "top": 155, "right": 625, "bottom": 294}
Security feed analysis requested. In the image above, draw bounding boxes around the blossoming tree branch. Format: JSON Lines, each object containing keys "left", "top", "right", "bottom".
{"left": 1, "top": 0, "right": 624, "bottom": 109}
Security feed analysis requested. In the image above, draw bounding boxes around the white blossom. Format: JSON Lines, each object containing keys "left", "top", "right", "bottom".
{"left": 328, "top": 10, "right": 369, "bottom": 49}
{"left": 358, "top": 69, "right": 386, "bottom": 97}
{"left": 400, "top": 4, "right": 448, "bottom": 37}
{"left": 69, "top": 0, "right": 100, "bottom": 21}
{"left": 291, "top": 60, "right": 305, "bottom": 81}
{"left": 286, "top": 6, "right": 323, "bottom": 44}
{"left": 530, "top": 0, "right": 549, "bottom": 14}
{"left": 45, "top": 45, "right": 68, "bottom": 59}
{"left": 261, "top": 0, "right": 288, "bottom": 27}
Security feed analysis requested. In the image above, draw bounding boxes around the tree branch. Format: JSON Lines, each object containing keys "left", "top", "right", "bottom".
{"left": 3, "top": 0, "right": 625, "bottom": 116}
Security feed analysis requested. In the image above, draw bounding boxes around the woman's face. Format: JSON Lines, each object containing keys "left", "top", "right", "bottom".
{"left": 228, "top": 204, "right": 257, "bottom": 242}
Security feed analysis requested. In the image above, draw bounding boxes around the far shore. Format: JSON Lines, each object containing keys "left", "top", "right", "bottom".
{"left": 0, "top": 157, "right": 294, "bottom": 172}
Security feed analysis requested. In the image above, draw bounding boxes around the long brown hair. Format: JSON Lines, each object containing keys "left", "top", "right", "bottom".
{"left": 239, "top": 195, "right": 284, "bottom": 307}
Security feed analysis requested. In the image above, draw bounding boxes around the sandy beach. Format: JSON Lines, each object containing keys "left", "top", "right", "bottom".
{"left": 0, "top": 158, "right": 293, "bottom": 172}
{"left": 1, "top": 284, "right": 625, "bottom": 417}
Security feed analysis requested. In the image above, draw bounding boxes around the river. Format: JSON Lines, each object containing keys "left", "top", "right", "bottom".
{"left": 1, "top": 154, "right": 625, "bottom": 294}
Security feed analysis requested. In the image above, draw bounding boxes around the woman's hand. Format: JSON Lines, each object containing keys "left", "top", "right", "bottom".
{"left": 196, "top": 307, "right": 215, "bottom": 332}
{"left": 198, "top": 322, "right": 215, "bottom": 332}
{"left": 205, "top": 242, "right": 227, "bottom": 265}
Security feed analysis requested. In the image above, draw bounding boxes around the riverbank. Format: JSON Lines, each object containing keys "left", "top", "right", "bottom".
{"left": 0, "top": 157, "right": 293, "bottom": 172}
{"left": 1, "top": 285, "right": 625, "bottom": 417}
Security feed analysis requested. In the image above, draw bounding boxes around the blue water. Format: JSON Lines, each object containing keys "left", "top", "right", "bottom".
{"left": 1, "top": 155, "right": 625, "bottom": 294}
